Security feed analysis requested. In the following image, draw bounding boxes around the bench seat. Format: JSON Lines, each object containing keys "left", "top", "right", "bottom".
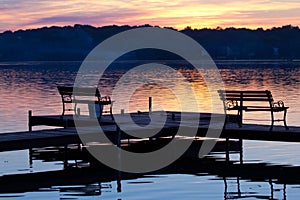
{"left": 228, "top": 106, "right": 289, "bottom": 112}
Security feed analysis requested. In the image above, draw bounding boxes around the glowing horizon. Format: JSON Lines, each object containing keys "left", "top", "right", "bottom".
{"left": 1, "top": 0, "right": 300, "bottom": 33}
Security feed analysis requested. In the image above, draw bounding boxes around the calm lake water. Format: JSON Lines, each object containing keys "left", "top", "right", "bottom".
{"left": 0, "top": 61, "right": 300, "bottom": 199}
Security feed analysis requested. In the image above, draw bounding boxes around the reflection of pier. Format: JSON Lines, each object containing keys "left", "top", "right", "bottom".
{"left": 223, "top": 177, "right": 287, "bottom": 199}
{"left": 0, "top": 156, "right": 298, "bottom": 199}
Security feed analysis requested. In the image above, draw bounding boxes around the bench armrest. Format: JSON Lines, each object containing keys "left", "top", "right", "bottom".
{"left": 225, "top": 100, "right": 239, "bottom": 109}
{"left": 100, "top": 96, "right": 111, "bottom": 102}
{"left": 272, "top": 100, "right": 285, "bottom": 108}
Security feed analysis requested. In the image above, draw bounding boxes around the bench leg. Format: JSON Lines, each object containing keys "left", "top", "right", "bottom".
{"left": 110, "top": 103, "right": 114, "bottom": 121}
{"left": 28, "top": 110, "right": 32, "bottom": 132}
{"left": 283, "top": 109, "right": 288, "bottom": 130}
{"left": 61, "top": 103, "right": 65, "bottom": 118}
{"left": 74, "top": 103, "right": 78, "bottom": 116}
{"left": 237, "top": 110, "right": 242, "bottom": 128}
{"left": 270, "top": 110, "right": 288, "bottom": 131}
{"left": 97, "top": 104, "right": 102, "bottom": 121}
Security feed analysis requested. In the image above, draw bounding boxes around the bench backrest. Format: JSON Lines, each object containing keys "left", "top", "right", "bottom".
{"left": 57, "top": 86, "right": 101, "bottom": 100}
{"left": 218, "top": 90, "right": 274, "bottom": 103}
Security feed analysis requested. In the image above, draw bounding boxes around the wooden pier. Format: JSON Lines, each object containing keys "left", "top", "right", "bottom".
{"left": 0, "top": 111, "right": 300, "bottom": 163}
{"left": 30, "top": 111, "right": 300, "bottom": 142}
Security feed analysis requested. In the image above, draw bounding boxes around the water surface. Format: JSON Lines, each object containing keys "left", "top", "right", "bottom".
{"left": 0, "top": 61, "right": 300, "bottom": 199}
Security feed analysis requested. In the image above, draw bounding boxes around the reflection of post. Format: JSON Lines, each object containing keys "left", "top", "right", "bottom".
{"left": 117, "top": 172, "right": 122, "bottom": 193}
{"left": 283, "top": 184, "right": 286, "bottom": 200}
{"left": 223, "top": 177, "right": 228, "bottom": 200}
{"left": 269, "top": 179, "right": 274, "bottom": 199}
{"left": 237, "top": 177, "right": 241, "bottom": 197}
{"left": 149, "top": 97, "right": 152, "bottom": 113}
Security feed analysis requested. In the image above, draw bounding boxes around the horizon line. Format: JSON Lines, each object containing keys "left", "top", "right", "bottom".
{"left": 1, "top": 23, "right": 300, "bottom": 34}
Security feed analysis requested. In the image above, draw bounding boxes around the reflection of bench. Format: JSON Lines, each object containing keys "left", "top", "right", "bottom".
{"left": 218, "top": 90, "right": 289, "bottom": 130}
{"left": 57, "top": 86, "right": 113, "bottom": 119}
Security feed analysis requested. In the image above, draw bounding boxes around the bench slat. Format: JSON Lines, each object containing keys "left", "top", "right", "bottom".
{"left": 222, "top": 94, "right": 272, "bottom": 97}
{"left": 73, "top": 99, "right": 111, "bottom": 105}
{"left": 58, "top": 86, "right": 100, "bottom": 96}
{"left": 222, "top": 90, "right": 271, "bottom": 93}
{"left": 225, "top": 98, "right": 270, "bottom": 101}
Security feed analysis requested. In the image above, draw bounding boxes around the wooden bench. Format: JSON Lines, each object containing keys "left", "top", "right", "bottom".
{"left": 218, "top": 90, "right": 289, "bottom": 130}
{"left": 57, "top": 86, "right": 113, "bottom": 119}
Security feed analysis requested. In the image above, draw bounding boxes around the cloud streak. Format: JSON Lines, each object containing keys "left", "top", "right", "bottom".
{"left": 0, "top": 0, "right": 300, "bottom": 32}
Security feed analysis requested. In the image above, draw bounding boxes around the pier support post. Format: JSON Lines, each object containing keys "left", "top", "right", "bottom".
{"left": 28, "top": 110, "right": 33, "bottom": 168}
{"left": 28, "top": 110, "right": 32, "bottom": 132}
{"left": 29, "top": 148, "right": 33, "bottom": 167}
{"left": 239, "top": 139, "right": 243, "bottom": 164}
{"left": 149, "top": 97, "right": 152, "bottom": 113}
{"left": 116, "top": 125, "right": 122, "bottom": 193}
{"left": 63, "top": 145, "right": 68, "bottom": 168}
{"left": 225, "top": 137, "right": 230, "bottom": 163}
{"left": 116, "top": 126, "right": 121, "bottom": 148}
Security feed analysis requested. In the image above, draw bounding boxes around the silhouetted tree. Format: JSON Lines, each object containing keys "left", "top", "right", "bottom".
{"left": 0, "top": 25, "right": 299, "bottom": 61}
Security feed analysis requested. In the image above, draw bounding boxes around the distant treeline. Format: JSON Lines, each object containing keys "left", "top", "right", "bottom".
{"left": 0, "top": 24, "right": 300, "bottom": 61}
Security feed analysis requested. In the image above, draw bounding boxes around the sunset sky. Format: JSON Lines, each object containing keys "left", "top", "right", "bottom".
{"left": 1, "top": 0, "right": 300, "bottom": 33}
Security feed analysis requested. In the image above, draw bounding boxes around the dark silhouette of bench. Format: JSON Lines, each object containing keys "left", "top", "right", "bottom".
{"left": 57, "top": 86, "right": 113, "bottom": 119}
{"left": 218, "top": 90, "right": 288, "bottom": 131}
